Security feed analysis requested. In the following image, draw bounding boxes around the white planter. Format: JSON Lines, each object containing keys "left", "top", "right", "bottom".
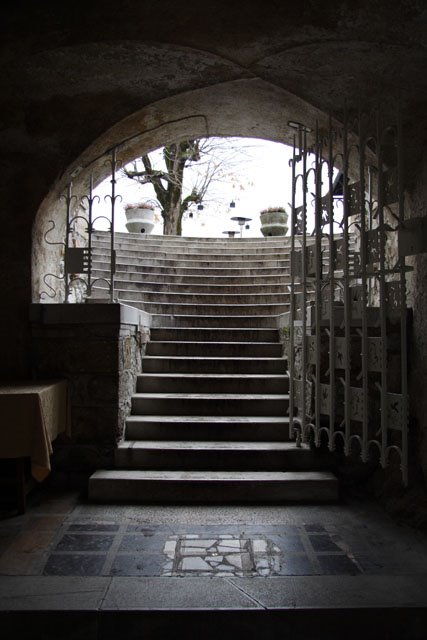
{"left": 125, "top": 207, "right": 156, "bottom": 234}
{"left": 260, "top": 209, "right": 288, "bottom": 237}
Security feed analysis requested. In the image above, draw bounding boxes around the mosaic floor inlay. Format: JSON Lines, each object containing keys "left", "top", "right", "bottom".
{"left": 162, "top": 534, "right": 282, "bottom": 576}
{"left": 38, "top": 523, "right": 367, "bottom": 577}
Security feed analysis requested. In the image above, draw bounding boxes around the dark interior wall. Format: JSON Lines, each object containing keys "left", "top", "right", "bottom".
{"left": 1, "top": 0, "right": 426, "bottom": 379}
{"left": 408, "top": 150, "right": 427, "bottom": 483}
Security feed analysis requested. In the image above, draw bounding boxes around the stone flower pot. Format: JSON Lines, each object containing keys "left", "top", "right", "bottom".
{"left": 260, "top": 208, "right": 288, "bottom": 236}
{"left": 124, "top": 204, "right": 156, "bottom": 234}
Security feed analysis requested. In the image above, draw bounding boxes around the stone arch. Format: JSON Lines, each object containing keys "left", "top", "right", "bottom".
{"left": 32, "top": 77, "right": 367, "bottom": 301}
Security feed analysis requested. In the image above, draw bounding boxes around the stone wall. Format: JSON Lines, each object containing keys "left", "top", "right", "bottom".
{"left": 30, "top": 303, "right": 150, "bottom": 488}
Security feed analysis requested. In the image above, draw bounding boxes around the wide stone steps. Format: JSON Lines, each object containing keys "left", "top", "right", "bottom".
{"left": 88, "top": 231, "right": 337, "bottom": 504}
{"left": 131, "top": 393, "right": 290, "bottom": 416}
{"left": 124, "top": 415, "right": 291, "bottom": 441}
{"left": 88, "top": 470, "right": 338, "bottom": 503}
{"left": 114, "top": 441, "right": 325, "bottom": 471}
{"left": 142, "top": 356, "right": 286, "bottom": 374}
{"left": 146, "top": 341, "right": 282, "bottom": 357}
{"left": 136, "top": 373, "right": 289, "bottom": 394}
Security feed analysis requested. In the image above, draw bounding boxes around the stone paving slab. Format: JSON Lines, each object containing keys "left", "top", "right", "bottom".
{"left": 0, "top": 576, "right": 110, "bottom": 610}
{"left": 102, "top": 576, "right": 260, "bottom": 610}
{"left": 2, "top": 575, "right": 427, "bottom": 612}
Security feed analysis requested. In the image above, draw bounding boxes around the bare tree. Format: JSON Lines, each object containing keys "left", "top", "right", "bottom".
{"left": 123, "top": 137, "right": 251, "bottom": 235}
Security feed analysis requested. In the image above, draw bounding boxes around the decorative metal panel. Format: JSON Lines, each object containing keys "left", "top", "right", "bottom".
{"left": 387, "top": 393, "right": 403, "bottom": 431}
{"left": 368, "top": 337, "right": 383, "bottom": 372}
{"left": 335, "top": 337, "right": 346, "bottom": 369}
{"left": 333, "top": 238, "right": 345, "bottom": 271}
{"left": 385, "top": 281, "right": 402, "bottom": 318}
{"left": 366, "top": 228, "right": 381, "bottom": 265}
{"left": 350, "top": 387, "right": 364, "bottom": 422}
{"left": 320, "top": 383, "right": 331, "bottom": 415}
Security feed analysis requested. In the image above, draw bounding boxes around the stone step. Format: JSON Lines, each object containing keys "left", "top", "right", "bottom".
{"left": 92, "top": 252, "right": 291, "bottom": 268}
{"left": 115, "top": 441, "right": 323, "bottom": 471}
{"left": 149, "top": 327, "right": 280, "bottom": 342}
{"left": 95, "top": 287, "right": 291, "bottom": 305}
{"left": 109, "top": 278, "right": 291, "bottom": 295}
{"left": 145, "top": 341, "right": 282, "bottom": 357}
{"left": 150, "top": 314, "right": 279, "bottom": 328}
{"left": 93, "top": 261, "right": 290, "bottom": 277}
{"left": 125, "top": 415, "right": 291, "bottom": 441}
{"left": 116, "top": 300, "right": 290, "bottom": 316}
{"left": 108, "top": 278, "right": 291, "bottom": 294}
{"left": 94, "top": 237, "right": 292, "bottom": 253}
{"left": 131, "top": 393, "right": 289, "bottom": 416}
{"left": 93, "top": 246, "right": 292, "bottom": 261}
{"left": 94, "top": 231, "right": 292, "bottom": 246}
{"left": 142, "top": 356, "right": 286, "bottom": 374}
{"left": 88, "top": 470, "right": 339, "bottom": 503}
{"left": 136, "top": 373, "right": 289, "bottom": 394}
{"left": 93, "top": 268, "right": 290, "bottom": 285}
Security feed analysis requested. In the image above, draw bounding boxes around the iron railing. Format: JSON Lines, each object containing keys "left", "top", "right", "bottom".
{"left": 41, "top": 147, "right": 120, "bottom": 303}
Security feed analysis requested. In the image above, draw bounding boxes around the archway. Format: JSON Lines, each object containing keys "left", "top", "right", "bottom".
{"left": 32, "top": 78, "right": 335, "bottom": 301}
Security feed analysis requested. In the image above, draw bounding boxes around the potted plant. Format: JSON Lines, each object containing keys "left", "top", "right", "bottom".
{"left": 260, "top": 206, "right": 289, "bottom": 236}
{"left": 124, "top": 202, "right": 156, "bottom": 234}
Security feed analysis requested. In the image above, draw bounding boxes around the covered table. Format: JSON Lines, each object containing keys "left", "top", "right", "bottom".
{"left": 0, "top": 380, "right": 70, "bottom": 510}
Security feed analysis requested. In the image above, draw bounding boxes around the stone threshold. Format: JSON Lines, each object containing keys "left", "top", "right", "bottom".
{"left": 2, "top": 576, "right": 427, "bottom": 639}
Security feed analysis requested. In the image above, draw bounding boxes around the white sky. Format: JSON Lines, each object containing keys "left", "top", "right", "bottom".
{"left": 93, "top": 137, "right": 338, "bottom": 237}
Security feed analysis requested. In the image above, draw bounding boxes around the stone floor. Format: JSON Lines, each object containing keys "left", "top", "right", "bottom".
{"left": 1, "top": 485, "right": 427, "bottom": 580}
{"left": 1, "top": 485, "right": 427, "bottom": 638}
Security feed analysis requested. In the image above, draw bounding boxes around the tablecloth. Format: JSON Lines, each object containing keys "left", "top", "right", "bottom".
{"left": 0, "top": 380, "right": 70, "bottom": 481}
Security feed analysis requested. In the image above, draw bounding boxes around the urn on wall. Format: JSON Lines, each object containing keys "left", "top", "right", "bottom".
{"left": 124, "top": 202, "right": 156, "bottom": 234}
{"left": 260, "top": 207, "right": 288, "bottom": 237}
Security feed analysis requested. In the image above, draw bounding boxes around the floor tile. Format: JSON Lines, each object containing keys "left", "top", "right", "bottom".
{"left": 309, "top": 534, "right": 342, "bottom": 552}
{"left": 304, "top": 524, "right": 326, "bottom": 533}
{"left": 276, "top": 554, "right": 315, "bottom": 575}
{"left": 43, "top": 553, "right": 107, "bottom": 576}
{"left": 55, "top": 533, "right": 115, "bottom": 552}
{"left": 270, "top": 535, "right": 305, "bottom": 552}
{"left": 119, "top": 534, "right": 166, "bottom": 553}
{"left": 317, "top": 554, "right": 361, "bottom": 575}
{"left": 111, "top": 554, "right": 162, "bottom": 577}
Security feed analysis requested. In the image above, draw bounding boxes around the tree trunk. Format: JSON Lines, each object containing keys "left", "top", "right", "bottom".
{"left": 163, "top": 202, "right": 182, "bottom": 235}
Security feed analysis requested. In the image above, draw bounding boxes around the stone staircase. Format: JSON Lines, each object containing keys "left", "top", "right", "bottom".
{"left": 88, "top": 231, "right": 337, "bottom": 503}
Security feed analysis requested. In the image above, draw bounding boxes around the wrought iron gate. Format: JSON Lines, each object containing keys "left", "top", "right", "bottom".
{"left": 287, "top": 108, "right": 416, "bottom": 486}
